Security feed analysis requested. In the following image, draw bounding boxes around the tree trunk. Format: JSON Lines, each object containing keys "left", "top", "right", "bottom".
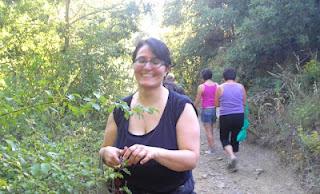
{"left": 63, "top": 0, "right": 71, "bottom": 52}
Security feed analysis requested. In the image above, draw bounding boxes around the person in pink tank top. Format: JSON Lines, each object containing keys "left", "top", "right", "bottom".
{"left": 194, "top": 68, "right": 218, "bottom": 154}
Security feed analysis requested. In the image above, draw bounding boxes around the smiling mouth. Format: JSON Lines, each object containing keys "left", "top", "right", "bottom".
{"left": 142, "top": 74, "right": 153, "bottom": 78}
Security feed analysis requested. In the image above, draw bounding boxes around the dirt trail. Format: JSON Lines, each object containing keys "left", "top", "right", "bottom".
{"left": 193, "top": 128, "right": 305, "bottom": 194}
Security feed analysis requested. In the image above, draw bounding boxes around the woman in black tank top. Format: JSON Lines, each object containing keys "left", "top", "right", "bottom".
{"left": 99, "top": 38, "right": 200, "bottom": 193}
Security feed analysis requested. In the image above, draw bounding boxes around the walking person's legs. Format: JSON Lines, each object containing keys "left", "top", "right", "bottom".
{"left": 203, "top": 123, "right": 214, "bottom": 152}
{"left": 220, "top": 113, "right": 244, "bottom": 171}
{"left": 201, "top": 108, "right": 217, "bottom": 153}
{"left": 219, "top": 114, "right": 238, "bottom": 171}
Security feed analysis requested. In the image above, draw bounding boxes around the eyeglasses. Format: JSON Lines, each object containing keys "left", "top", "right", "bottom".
{"left": 134, "top": 57, "right": 164, "bottom": 68}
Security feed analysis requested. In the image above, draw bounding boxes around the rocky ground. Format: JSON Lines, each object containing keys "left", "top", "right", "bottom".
{"left": 193, "top": 128, "right": 305, "bottom": 194}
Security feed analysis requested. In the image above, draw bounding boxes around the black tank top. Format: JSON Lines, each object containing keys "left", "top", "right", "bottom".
{"left": 113, "top": 91, "right": 193, "bottom": 193}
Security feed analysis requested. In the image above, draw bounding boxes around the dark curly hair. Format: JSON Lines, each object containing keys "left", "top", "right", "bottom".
{"left": 201, "top": 68, "right": 213, "bottom": 81}
{"left": 132, "top": 38, "right": 172, "bottom": 67}
{"left": 223, "top": 68, "right": 237, "bottom": 80}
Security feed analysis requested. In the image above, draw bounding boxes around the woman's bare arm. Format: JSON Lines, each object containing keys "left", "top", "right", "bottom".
{"left": 215, "top": 85, "right": 222, "bottom": 107}
{"left": 99, "top": 113, "right": 123, "bottom": 167}
{"left": 194, "top": 85, "right": 203, "bottom": 108}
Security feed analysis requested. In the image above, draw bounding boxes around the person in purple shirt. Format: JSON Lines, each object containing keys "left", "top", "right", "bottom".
{"left": 215, "top": 67, "right": 246, "bottom": 172}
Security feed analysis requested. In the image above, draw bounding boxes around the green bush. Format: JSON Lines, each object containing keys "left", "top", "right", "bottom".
{"left": 290, "top": 95, "right": 320, "bottom": 129}
{"left": 303, "top": 60, "right": 320, "bottom": 86}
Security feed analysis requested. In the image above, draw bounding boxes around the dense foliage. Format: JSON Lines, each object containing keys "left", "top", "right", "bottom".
{"left": 163, "top": 0, "right": 320, "bottom": 92}
{"left": 0, "top": 0, "right": 143, "bottom": 193}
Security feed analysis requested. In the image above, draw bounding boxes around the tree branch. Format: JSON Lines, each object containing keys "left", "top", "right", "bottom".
{"left": 69, "top": 5, "right": 120, "bottom": 26}
{"left": 0, "top": 101, "right": 57, "bottom": 118}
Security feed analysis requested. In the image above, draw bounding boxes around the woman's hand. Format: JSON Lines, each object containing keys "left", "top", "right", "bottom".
{"left": 121, "top": 144, "right": 160, "bottom": 166}
{"left": 99, "top": 146, "right": 123, "bottom": 168}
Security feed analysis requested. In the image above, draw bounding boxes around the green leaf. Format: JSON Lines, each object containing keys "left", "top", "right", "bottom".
{"left": 68, "top": 104, "right": 80, "bottom": 116}
{"left": 107, "top": 104, "right": 115, "bottom": 113}
{"left": 93, "top": 92, "right": 101, "bottom": 99}
{"left": 5, "top": 97, "right": 13, "bottom": 102}
{"left": 0, "top": 178, "right": 8, "bottom": 187}
{"left": 31, "top": 164, "right": 41, "bottom": 176}
{"left": 44, "top": 90, "right": 52, "bottom": 96}
{"left": 85, "top": 181, "right": 95, "bottom": 188}
{"left": 83, "top": 97, "right": 92, "bottom": 102}
{"left": 40, "top": 163, "right": 51, "bottom": 176}
{"left": 92, "top": 103, "right": 100, "bottom": 111}
{"left": 122, "top": 168, "right": 131, "bottom": 175}
{"left": 47, "top": 152, "right": 58, "bottom": 159}
{"left": 5, "top": 139, "right": 16, "bottom": 151}
{"left": 67, "top": 94, "right": 75, "bottom": 101}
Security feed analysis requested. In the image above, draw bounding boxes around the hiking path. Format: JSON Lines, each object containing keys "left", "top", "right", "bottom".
{"left": 193, "top": 127, "right": 305, "bottom": 194}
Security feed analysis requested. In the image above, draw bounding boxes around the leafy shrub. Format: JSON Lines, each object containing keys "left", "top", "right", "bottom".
{"left": 251, "top": 58, "right": 320, "bottom": 193}
{"left": 290, "top": 94, "right": 320, "bottom": 130}
{"left": 302, "top": 60, "right": 320, "bottom": 86}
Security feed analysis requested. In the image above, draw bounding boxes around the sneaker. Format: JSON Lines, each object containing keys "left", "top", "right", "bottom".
{"left": 227, "top": 158, "right": 238, "bottom": 172}
{"left": 204, "top": 150, "right": 214, "bottom": 154}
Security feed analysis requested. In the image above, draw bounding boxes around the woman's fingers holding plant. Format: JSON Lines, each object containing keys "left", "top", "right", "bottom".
{"left": 99, "top": 146, "right": 122, "bottom": 167}
{"left": 122, "top": 145, "right": 144, "bottom": 165}
{"left": 122, "top": 144, "right": 158, "bottom": 165}
{"left": 139, "top": 149, "right": 157, "bottom": 165}
{"left": 129, "top": 147, "right": 147, "bottom": 165}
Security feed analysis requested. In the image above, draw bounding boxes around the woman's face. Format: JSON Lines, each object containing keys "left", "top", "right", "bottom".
{"left": 133, "top": 44, "right": 169, "bottom": 89}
